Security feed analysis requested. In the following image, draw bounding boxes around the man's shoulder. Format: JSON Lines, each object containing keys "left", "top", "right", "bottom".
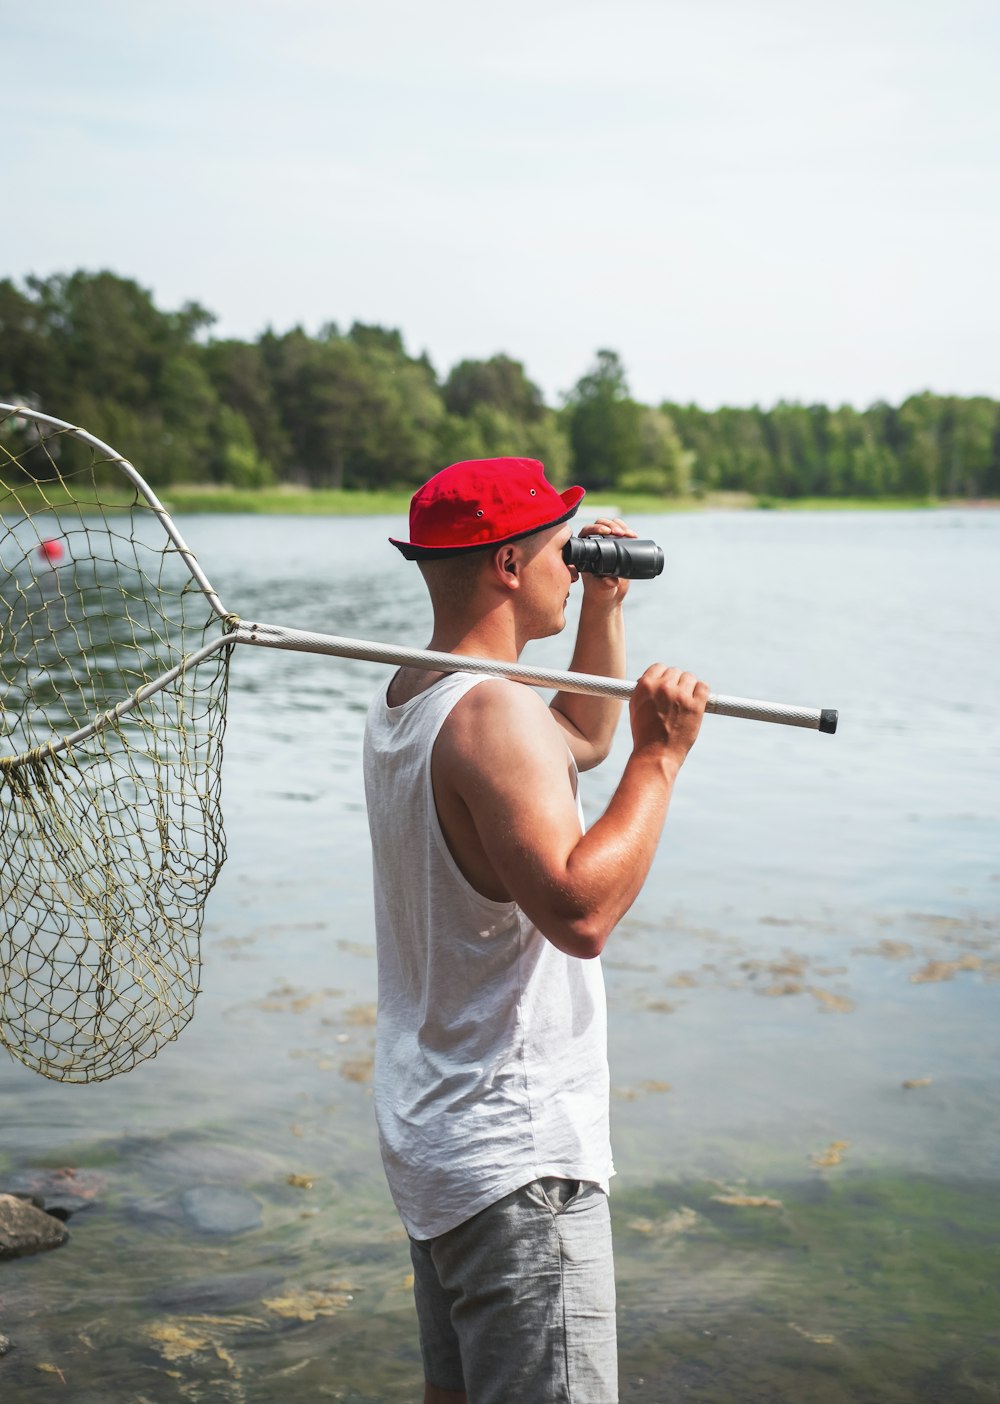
{"left": 447, "top": 676, "right": 553, "bottom": 727}
{"left": 438, "top": 679, "right": 565, "bottom": 768}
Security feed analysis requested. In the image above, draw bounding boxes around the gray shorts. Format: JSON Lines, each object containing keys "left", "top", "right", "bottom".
{"left": 408, "top": 1177, "right": 618, "bottom": 1403}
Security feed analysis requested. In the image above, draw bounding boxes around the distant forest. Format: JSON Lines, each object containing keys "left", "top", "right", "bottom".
{"left": 2, "top": 270, "right": 998, "bottom": 499}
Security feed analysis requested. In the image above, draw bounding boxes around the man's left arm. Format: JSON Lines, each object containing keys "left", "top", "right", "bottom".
{"left": 550, "top": 518, "right": 635, "bottom": 772}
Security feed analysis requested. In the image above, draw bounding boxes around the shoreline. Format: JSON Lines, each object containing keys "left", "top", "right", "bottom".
{"left": 4, "top": 482, "right": 995, "bottom": 517}
{"left": 3, "top": 485, "right": 994, "bottom": 525}
{"left": 154, "top": 487, "right": 986, "bottom": 516}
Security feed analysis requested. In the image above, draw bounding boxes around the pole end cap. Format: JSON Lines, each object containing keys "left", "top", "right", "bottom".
{"left": 819, "top": 709, "right": 839, "bottom": 735}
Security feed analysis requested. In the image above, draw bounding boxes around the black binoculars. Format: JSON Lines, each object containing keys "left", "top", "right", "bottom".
{"left": 562, "top": 535, "right": 664, "bottom": 579}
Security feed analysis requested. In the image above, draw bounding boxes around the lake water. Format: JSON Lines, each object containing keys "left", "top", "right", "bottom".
{"left": 2, "top": 507, "right": 998, "bottom": 1402}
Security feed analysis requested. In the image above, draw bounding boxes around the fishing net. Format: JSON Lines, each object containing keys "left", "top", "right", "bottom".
{"left": 0, "top": 406, "right": 231, "bottom": 1082}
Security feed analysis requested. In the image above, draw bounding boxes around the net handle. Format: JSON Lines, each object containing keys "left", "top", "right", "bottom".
{"left": 1, "top": 615, "right": 836, "bottom": 770}
{"left": 232, "top": 620, "right": 838, "bottom": 733}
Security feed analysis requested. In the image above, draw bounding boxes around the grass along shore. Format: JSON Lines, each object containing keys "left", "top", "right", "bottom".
{"left": 3, "top": 480, "right": 987, "bottom": 517}
{"left": 155, "top": 485, "right": 952, "bottom": 515}
{"left": 160, "top": 487, "right": 955, "bottom": 515}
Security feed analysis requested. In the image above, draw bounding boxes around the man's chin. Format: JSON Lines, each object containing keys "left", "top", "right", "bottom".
{"left": 544, "top": 612, "right": 566, "bottom": 639}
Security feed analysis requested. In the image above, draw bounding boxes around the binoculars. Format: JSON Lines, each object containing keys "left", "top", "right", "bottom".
{"left": 562, "top": 535, "right": 664, "bottom": 579}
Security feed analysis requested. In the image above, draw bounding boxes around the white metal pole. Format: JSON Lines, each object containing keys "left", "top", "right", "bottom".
{"left": 232, "top": 620, "right": 839, "bottom": 733}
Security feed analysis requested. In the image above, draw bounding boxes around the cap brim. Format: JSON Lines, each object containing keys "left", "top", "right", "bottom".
{"left": 391, "top": 485, "right": 585, "bottom": 560}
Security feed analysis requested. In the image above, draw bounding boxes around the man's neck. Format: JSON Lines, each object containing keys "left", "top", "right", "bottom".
{"left": 386, "top": 609, "right": 521, "bottom": 708}
{"left": 427, "top": 607, "right": 521, "bottom": 666}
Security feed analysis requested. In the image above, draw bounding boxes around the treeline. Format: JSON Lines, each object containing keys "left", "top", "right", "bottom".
{"left": 1, "top": 270, "right": 998, "bottom": 499}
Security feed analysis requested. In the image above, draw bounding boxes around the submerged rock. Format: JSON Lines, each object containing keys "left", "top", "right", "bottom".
{"left": 179, "top": 1186, "right": 262, "bottom": 1235}
{"left": 121, "top": 1136, "right": 272, "bottom": 1186}
{"left": 151, "top": 1269, "right": 283, "bottom": 1312}
{"left": 2, "top": 1168, "right": 106, "bottom": 1221}
{"left": 0, "top": 1194, "right": 69, "bottom": 1259}
{"left": 129, "top": 1184, "right": 263, "bottom": 1235}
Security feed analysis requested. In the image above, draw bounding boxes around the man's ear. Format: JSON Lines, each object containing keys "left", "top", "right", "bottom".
{"left": 492, "top": 545, "right": 519, "bottom": 585}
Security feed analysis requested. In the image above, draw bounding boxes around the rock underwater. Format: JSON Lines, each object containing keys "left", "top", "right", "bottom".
{"left": 0, "top": 1193, "right": 70, "bottom": 1259}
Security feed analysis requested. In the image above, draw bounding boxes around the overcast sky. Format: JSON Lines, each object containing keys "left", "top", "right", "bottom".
{"left": 4, "top": 0, "right": 998, "bottom": 409}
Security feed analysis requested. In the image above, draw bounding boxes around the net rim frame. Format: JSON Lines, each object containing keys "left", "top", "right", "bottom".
{"left": 1, "top": 402, "right": 238, "bottom": 770}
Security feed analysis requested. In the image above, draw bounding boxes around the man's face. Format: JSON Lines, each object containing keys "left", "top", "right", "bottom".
{"left": 516, "top": 522, "right": 578, "bottom": 639}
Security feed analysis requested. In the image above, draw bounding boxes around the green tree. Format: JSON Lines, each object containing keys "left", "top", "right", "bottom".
{"left": 718, "top": 407, "right": 773, "bottom": 495}
{"left": 897, "top": 394, "right": 943, "bottom": 496}
{"left": 521, "top": 414, "right": 573, "bottom": 487}
{"left": 618, "top": 407, "right": 692, "bottom": 496}
{"left": 432, "top": 402, "right": 570, "bottom": 483}
{"left": 763, "top": 402, "right": 821, "bottom": 497}
{"left": 26, "top": 270, "right": 213, "bottom": 411}
{"left": 0, "top": 279, "right": 52, "bottom": 406}
{"left": 0, "top": 271, "right": 222, "bottom": 484}
{"left": 346, "top": 325, "right": 444, "bottom": 487}
{"left": 203, "top": 338, "right": 289, "bottom": 476}
{"left": 261, "top": 329, "right": 378, "bottom": 488}
{"left": 260, "top": 323, "right": 444, "bottom": 488}
{"left": 942, "top": 396, "right": 998, "bottom": 497}
{"left": 213, "top": 405, "right": 275, "bottom": 488}
{"left": 563, "top": 350, "right": 642, "bottom": 491}
{"left": 443, "top": 355, "right": 546, "bottom": 423}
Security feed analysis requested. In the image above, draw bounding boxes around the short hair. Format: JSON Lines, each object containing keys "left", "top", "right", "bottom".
{"left": 417, "top": 549, "right": 491, "bottom": 609}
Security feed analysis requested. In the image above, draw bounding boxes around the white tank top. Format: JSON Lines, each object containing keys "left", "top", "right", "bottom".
{"left": 363, "top": 671, "right": 613, "bottom": 1240}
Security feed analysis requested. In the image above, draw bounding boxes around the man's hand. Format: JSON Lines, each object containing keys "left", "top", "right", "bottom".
{"left": 551, "top": 516, "right": 634, "bottom": 769}
{"left": 630, "top": 665, "right": 710, "bottom": 771}
{"left": 576, "top": 517, "right": 637, "bottom": 609}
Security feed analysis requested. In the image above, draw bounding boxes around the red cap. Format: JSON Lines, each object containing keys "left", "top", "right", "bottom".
{"left": 391, "top": 458, "right": 584, "bottom": 560}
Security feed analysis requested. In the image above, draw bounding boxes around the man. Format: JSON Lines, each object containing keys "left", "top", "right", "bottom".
{"left": 363, "top": 457, "right": 708, "bottom": 1404}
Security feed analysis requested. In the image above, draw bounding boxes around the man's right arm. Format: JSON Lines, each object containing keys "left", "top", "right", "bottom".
{"left": 433, "top": 666, "right": 708, "bottom": 959}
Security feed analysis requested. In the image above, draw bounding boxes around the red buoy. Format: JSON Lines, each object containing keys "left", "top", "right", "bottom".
{"left": 38, "top": 538, "right": 64, "bottom": 563}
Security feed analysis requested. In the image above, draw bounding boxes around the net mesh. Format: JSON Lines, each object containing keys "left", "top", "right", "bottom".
{"left": 0, "top": 407, "right": 230, "bottom": 1082}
